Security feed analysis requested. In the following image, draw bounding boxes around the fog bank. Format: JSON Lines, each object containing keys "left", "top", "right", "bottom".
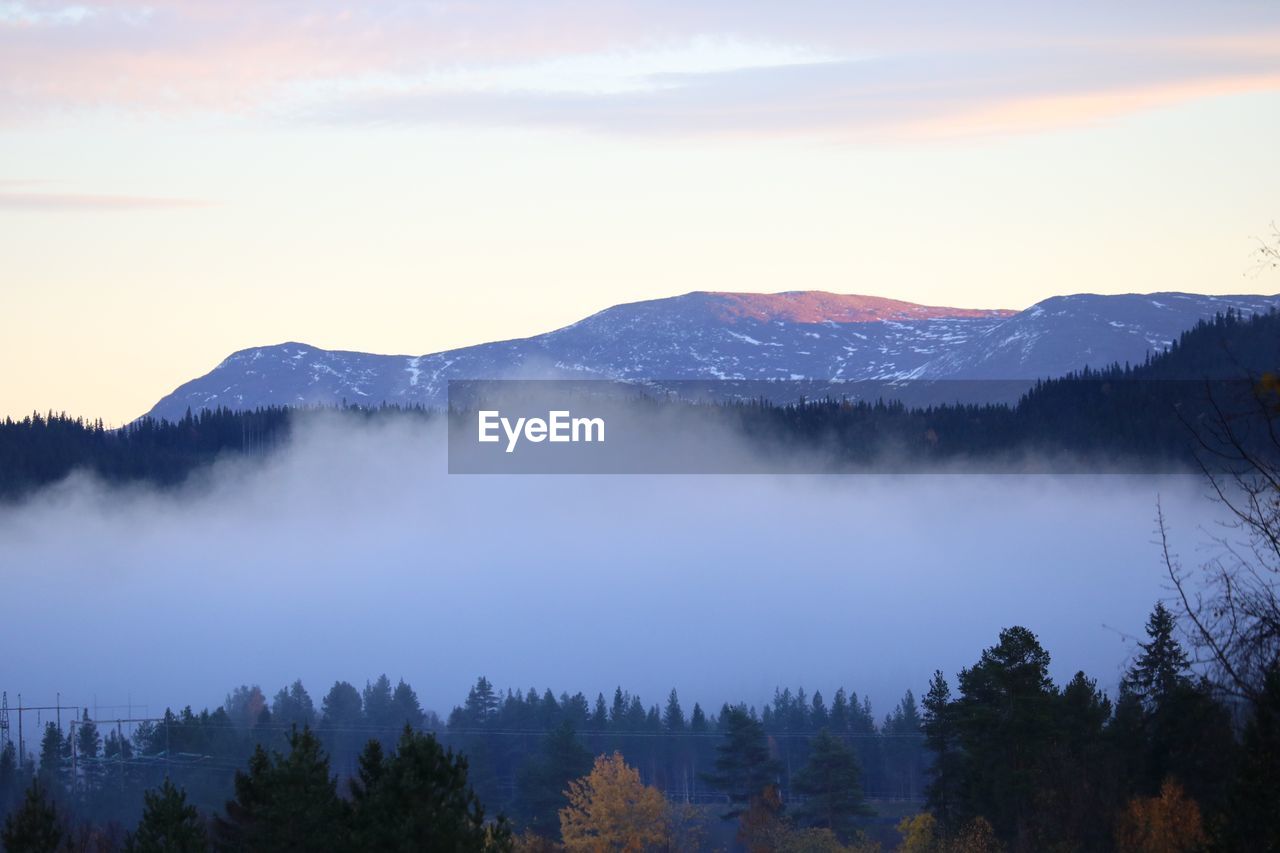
{"left": 0, "top": 413, "right": 1218, "bottom": 722}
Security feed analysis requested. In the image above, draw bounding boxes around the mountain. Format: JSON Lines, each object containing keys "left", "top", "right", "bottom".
{"left": 143, "top": 290, "right": 1280, "bottom": 421}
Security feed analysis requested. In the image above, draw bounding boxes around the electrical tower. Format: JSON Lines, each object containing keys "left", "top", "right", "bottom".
{"left": 0, "top": 692, "right": 9, "bottom": 748}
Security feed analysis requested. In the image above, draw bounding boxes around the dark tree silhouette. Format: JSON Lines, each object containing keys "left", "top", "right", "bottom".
{"left": 125, "top": 778, "right": 209, "bottom": 853}
{"left": 1, "top": 781, "right": 63, "bottom": 853}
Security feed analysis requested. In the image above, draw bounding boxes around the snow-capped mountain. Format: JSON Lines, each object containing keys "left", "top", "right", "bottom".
{"left": 143, "top": 290, "right": 1280, "bottom": 420}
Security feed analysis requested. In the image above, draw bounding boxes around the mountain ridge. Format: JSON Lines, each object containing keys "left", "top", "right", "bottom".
{"left": 145, "top": 289, "right": 1280, "bottom": 421}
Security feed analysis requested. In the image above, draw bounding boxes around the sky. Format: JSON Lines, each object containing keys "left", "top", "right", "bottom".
{"left": 2, "top": 0, "right": 1280, "bottom": 423}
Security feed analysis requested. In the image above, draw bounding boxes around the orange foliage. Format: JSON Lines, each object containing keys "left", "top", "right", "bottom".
{"left": 559, "top": 752, "right": 668, "bottom": 852}
{"left": 1115, "top": 779, "right": 1207, "bottom": 853}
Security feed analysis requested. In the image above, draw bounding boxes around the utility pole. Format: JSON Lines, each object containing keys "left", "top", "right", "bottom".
{"left": 16, "top": 694, "right": 22, "bottom": 770}
{"left": 70, "top": 718, "right": 77, "bottom": 789}
{"left": 117, "top": 719, "right": 125, "bottom": 793}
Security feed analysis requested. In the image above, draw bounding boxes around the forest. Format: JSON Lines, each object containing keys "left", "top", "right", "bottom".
{"left": 1, "top": 598, "right": 1278, "bottom": 851}
{"left": 2, "top": 309, "right": 1278, "bottom": 497}
{"left": 1, "top": 308, "right": 1277, "bottom": 849}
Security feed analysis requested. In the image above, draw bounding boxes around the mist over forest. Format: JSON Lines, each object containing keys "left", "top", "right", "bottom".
{"left": 4, "top": 309, "right": 1277, "bottom": 850}
{"left": 1, "top": 411, "right": 1213, "bottom": 717}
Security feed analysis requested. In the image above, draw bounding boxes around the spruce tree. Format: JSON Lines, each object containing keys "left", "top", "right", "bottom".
{"left": 125, "top": 778, "right": 208, "bottom": 853}
{"left": 883, "top": 691, "right": 923, "bottom": 800}
{"left": 590, "top": 694, "right": 609, "bottom": 731}
{"left": 810, "top": 691, "right": 829, "bottom": 731}
{"left": 0, "top": 740, "right": 17, "bottom": 814}
{"left": 214, "top": 727, "right": 350, "bottom": 853}
{"left": 514, "top": 721, "right": 592, "bottom": 835}
{"left": 1, "top": 780, "right": 63, "bottom": 853}
{"left": 1124, "top": 602, "right": 1191, "bottom": 709}
{"left": 36, "top": 724, "right": 63, "bottom": 792}
{"left": 1122, "top": 603, "right": 1237, "bottom": 808}
{"left": 663, "top": 689, "right": 686, "bottom": 732}
{"left": 362, "top": 675, "right": 394, "bottom": 733}
{"left": 690, "top": 703, "right": 707, "bottom": 732}
{"left": 703, "top": 706, "right": 780, "bottom": 819}
{"left": 349, "top": 726, "right": 511, "bottom": 852}
{"left": 1225, "top": 667, "right": 1280, "bottom": 850}
{"left": 791, "top": 729, "right": 869, "bottom": 838}
{"left": 829, "top": 689, "right": 850, "bottom": 735}
{"left": 75, "top": 709, "right": 101, "bottom": 760}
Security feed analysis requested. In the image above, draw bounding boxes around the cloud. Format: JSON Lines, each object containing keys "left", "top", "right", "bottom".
{"left": 0, "top": 187, "right": 209, "bottom": 210}
{"left": 313, "top": 44, "right": 1280, "bottom": 141}
{"left": 1, "top": 1, "right": 1278, "bottom": 139}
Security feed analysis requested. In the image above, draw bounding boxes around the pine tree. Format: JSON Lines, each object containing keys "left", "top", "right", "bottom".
{"left": 463, "top": 678, "right": 499, "bottom": 724}
{"left": 125, "top": 778, "right": 208, "bottom": 853}
{"left": 953, "top": 626, "right": 1058, "bottom": 843}
{"left": 319, "top": 681, "right": 363, "bottom": 776}
{"left": 271, "top": 681, "right": 316, "bottom": 730}
{"left": 922, "top": 671, "right": 960, "bottom": 831}
{"left": 389, "top": 679, "right": 425, "bottom": 731}
{"left": 791, "top": 729, "right": 870, "bottom": 838}
{"left": 1, "top": 780, "right": 63, "bottom": 853}
{"left": 362, "top": 675, "right": 394, "bottom": 733}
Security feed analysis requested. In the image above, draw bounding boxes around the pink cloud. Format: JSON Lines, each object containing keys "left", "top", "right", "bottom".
{"left": 1, "top": 1, "right": 1278, "bottom": 140}
{"left": 314, "top": 37, "right": 1280, "bottom": 141}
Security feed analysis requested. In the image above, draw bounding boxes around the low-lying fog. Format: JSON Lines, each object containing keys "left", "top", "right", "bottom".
{"left": 0, "top": 414, "right": 1221, "bottom": 723}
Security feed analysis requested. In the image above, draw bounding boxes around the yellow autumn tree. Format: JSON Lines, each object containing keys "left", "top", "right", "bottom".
{"left": 559, "top": 752, "right": 668, "bottom": 852}
{"left": 895, "top": 813, "right": 1000, "bottom": 853}
{"left": 1115, "top": 779, "right": 1207, "bottom": 853}
{"left": 896, "top": 813, "right": 941, "bottom": 853}
{"left": 948, "top": 817, "right": 1000, "bottom": 853}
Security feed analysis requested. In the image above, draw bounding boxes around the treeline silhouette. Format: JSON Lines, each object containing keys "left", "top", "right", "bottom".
{"left": 0, "top": 404, "right": 425, "bottom": 499}
{"left": 3, "top": 309, "right": 1277, "bottom": 497}
{"left": 0, "top": 673, "right": 924, "bottom": 846}
{"left": 726, "top": 307, "right": 1280, "bottom": 469}
{"left": 2, "top": 601, "right": 1277, "bottom": 850}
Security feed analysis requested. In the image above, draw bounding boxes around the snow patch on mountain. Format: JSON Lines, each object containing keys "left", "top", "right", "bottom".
{"left": 143, "top": 291, "right": 1280, "bottom": 421}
